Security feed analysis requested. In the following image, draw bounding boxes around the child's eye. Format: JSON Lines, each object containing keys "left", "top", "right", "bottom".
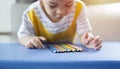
{"left": 66, "top": 4, "right": 73, "bottom": 7}
{"left": 49, "top": 5, "right": 57, "bottom": 8}
{"left": 49, "top": 2, "right": 57, "bottom": 8}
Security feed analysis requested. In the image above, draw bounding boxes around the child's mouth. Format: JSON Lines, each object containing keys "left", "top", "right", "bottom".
{"left": 57, "top": 16, "right": 63, "bottom": 19}
{"left": 55, "top": 15, "right": 64, "bottom": 19}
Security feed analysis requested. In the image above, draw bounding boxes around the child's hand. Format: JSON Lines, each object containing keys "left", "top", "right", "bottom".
{"left": 81, "top": 32, "right": 102, "bottom": 50}
{"left": 25, "top": 36, "right": 46, "bottom": 49}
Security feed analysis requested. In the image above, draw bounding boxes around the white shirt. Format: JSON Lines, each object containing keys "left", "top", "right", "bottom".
{"left": 17, "top": 0, "right": 92, "bottom": 38}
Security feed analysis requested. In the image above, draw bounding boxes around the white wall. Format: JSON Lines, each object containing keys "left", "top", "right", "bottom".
{"left": 0, "top": 0, "right": 15, "bottom": 32}
{"left": 87, "top": 3, "right": 120, "bottom": 41}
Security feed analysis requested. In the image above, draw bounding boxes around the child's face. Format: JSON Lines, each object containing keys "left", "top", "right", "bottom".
{"left": 40, "top": 0, "right": 74, "bottom": 22}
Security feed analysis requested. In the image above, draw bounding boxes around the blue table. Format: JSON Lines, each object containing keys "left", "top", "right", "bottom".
{"left": 0, "top": 42, "right": 120, "bottom": 69}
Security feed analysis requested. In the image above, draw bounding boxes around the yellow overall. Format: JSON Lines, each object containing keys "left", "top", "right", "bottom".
{"left": 28, "top": 2, "right": 83, "bottom": 43}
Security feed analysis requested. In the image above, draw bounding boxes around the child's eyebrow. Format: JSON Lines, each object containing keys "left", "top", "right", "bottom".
{"left": 66, "top": 0, "right": 73, "bottom": 4}
{"left": 49, "top": 2, "right": 57, "bottom": 5}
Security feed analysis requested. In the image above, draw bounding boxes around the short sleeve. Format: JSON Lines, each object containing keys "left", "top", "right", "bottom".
{"left": 76, "top": 2, "right": 92, "bottom": 35}
{"left": 17, "top": 11, "right": 35, "bottom": 38}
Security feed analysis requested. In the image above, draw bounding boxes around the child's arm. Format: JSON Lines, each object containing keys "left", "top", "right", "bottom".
{"left": 75, "top": 1, "right": 102, "bottom": 50}
{"left": 17, "top": 11, "right": 46, "bottom": 49}
{"left": 80, "top": 32, "right": 102, "bottom": 50}
{"left": 18, "top": 35, "right": 46, "bottom": 49}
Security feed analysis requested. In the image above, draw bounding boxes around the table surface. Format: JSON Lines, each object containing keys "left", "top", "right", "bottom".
{"left": 0, "top": 42, "right": 120, "bottom": 69}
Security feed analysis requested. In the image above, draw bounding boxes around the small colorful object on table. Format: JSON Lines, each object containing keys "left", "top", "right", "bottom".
{"left": 48, "top": 43, "right": 83, "bottom": 53}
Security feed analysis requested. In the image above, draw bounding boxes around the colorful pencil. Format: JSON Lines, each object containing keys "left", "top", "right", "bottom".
{"left": 64, "top": 44, "right": 77, "bottom": 51}
{"left": 61, "top": 44, "right": 72, "bottom": 52}
{"left": 67, "top": 44, "right": 83, "bottom": 52}
{"left": 60, "top": 44, "right": 70, "bottom": 52}
{"left": 62, "top": 44, "right": 75, "bottom": 52}
{"left": 54, "top": 44, "right": 66, "bottom": 52}
{"left": 48, "top": 45, "right": 59, "bottom": 53}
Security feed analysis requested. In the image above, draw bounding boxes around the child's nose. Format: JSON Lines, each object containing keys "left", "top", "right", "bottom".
{"left": 56, "top": 8, "right": 65, "bottom": 16}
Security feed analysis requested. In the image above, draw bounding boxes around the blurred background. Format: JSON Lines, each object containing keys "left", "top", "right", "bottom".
{"left": 0, "top": 0, "right": 120, "bottom": 43}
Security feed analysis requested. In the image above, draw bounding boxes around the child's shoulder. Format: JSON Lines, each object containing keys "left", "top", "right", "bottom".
{"left": 74, "top": 0, "right": 86, "bottom": 6}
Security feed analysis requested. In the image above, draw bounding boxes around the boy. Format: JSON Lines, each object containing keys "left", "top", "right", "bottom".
{"left": 17, "top": 0, "right": 102, "bottom": 49}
